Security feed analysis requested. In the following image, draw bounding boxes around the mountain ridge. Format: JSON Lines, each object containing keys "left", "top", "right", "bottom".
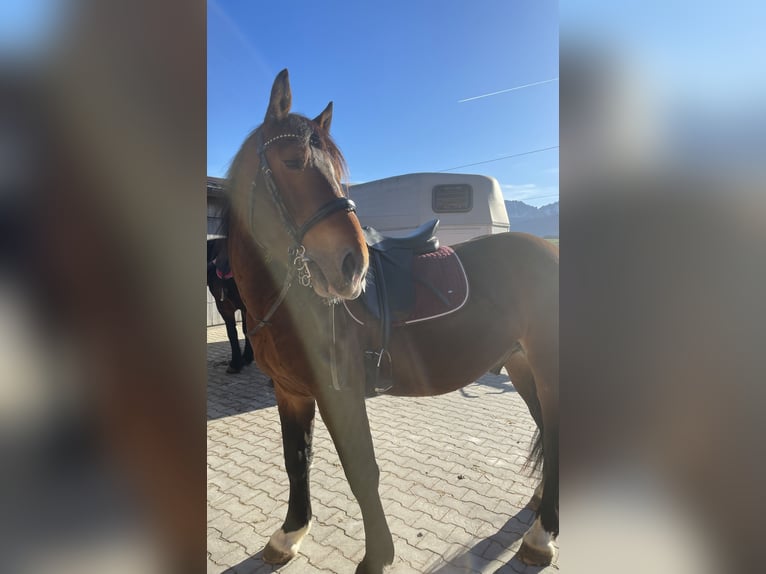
{"left": 505, "top": 200, "right": 559, "bottom": 237}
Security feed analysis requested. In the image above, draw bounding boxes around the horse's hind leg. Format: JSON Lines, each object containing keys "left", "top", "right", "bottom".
{"left": 316, "top": 388, "right": 394, "bottom": 574}
{"left": 263, "top": 391, "right": 316, "bottom": 564}
{"left": 504, "top": 345, "right": 544, "bottom": 508}
{"left": 516, "top": 330, "right": 558, "bottom": 566}
{"left": 505, "top": 344, "right": 543, "bottom": 430}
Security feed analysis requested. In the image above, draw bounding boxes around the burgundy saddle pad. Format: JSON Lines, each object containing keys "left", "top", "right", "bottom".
{"left": 345, "top": 245, "right": 469, "bottom": 326}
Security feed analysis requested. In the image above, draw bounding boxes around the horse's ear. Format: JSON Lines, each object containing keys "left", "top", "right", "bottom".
{"left": 265, "top": 69, "right": 291, "bottom": 122}
{"left": 313, "top": 101, "right": 333, "bottom": 132}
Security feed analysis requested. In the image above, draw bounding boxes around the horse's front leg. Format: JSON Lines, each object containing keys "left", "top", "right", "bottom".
{"left": 316, "top": 388, "right": 394, "bottom": 574}
{"left": 262, "top": 389, "right": 316, "bottom": 564}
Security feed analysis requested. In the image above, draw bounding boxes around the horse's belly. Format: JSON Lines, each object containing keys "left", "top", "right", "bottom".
{"left": 385, "top": 328, "right": 512, "bottom": 397}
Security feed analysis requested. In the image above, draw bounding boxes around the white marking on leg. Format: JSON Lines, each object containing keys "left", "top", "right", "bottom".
{"left": 267, "top": 522, "right": 311, "bottom": 557}
{"left": 523, "top": 516, "right": 554, "bottom": 551}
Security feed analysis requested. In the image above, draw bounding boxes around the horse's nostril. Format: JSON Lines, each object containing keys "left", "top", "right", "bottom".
{"left": 341, "top": 251, "right": 358, "bottom": 284}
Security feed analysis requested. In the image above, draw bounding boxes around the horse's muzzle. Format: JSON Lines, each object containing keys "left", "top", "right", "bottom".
{"left": 308, "top": 247, "right": 367, "bottom": 300}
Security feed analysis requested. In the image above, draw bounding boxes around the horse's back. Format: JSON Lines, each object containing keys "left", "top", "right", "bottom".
{"left": 453, "top": 231, "right": 557, "bottom": 257}
{"left": 452, "top": 232, "right": 558, "bottom": 291}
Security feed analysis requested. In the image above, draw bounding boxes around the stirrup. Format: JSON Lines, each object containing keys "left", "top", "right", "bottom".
{"left": 364, "top": 348, "right": 393, "bottom": 396}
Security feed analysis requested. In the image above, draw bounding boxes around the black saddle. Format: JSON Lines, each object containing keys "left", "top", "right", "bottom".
{"left": 362, "top": 219, "right": 440, "bottom": 254}
{"left": 357, "top": 219, "right": 440, "bottom": 395}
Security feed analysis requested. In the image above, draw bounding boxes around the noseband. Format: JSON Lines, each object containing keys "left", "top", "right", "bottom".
{"left": 246, "top": 128, "right": 356, "bottom": 336}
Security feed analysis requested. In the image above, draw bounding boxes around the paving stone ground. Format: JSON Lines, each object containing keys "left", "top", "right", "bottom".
{"left": 207, "top": 323, "right": 559, "bottom": 573}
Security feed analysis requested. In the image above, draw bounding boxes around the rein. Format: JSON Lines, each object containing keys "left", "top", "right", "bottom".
{"left": 245, "top": 128, "right": 356, "bottom": 337}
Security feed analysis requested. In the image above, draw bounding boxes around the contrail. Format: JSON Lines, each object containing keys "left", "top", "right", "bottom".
{"left": 458, "top": 77, "right": 559, "bottom": 103}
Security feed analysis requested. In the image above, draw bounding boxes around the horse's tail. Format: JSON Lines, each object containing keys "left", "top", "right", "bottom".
{"left": 523, "top": 428, "right": 544, "bottom": 476}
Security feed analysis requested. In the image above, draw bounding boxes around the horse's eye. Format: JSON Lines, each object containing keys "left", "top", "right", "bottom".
{"left": 283, "top": 159, "right": 302, "bottom": 170}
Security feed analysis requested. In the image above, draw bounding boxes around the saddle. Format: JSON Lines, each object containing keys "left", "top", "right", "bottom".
{"left": 343, "top": 219, "right": 470, "bottom": 396}
{"left": 359, "top": 219, "right": 440, "bottom": 322}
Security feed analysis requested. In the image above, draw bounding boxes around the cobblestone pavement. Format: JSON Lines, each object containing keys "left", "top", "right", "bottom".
{"left": 207, "top": 324, "right": 559, "bottom": 573}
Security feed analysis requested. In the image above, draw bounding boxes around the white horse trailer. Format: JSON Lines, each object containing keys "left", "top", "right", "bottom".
{"left": 348, "top": 172, "right": 509, "bottom": 246}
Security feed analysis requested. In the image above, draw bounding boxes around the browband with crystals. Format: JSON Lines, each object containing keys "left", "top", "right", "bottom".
{"left": 260, "top": 133, "right": 305, "bottom": 150}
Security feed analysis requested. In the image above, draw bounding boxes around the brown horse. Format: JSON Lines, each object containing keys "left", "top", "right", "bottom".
{"left": 223, "top": 69, "right": 558, "bottom": 573}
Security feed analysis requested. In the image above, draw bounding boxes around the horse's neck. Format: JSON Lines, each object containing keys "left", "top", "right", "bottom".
{"left": 228, "top": 218, "right": 282, "bottom": 304}
{"left": 248, "top": 254, "right": 290, "bottom": 310}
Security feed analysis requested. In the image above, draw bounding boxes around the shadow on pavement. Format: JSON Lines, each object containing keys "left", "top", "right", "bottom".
{"left": 207, "top": 340, "right": 276, "bottom": 420}
{"left": 459, "top": 371, "right": 518, "bottom": 399}
{"left": 426, "top": 502, "right": 552, "bottom": 573}
{"left": 220, "top": 549, "right": 277, "bottom": 574}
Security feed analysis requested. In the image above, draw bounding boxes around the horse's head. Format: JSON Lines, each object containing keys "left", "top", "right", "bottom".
{"left": 229, "top": 69, "right": 368, "bottom": 300}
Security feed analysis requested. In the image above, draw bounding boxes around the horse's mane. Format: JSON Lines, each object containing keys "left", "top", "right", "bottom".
{"left": 219, "top": 113, "right": 349, "bottom": 239}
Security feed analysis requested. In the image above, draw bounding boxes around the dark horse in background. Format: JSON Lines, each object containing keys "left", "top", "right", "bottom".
{"left": 222, "top": 70, "right": 558, "bottom": 572}
{"left": 207, "top": 237, "right": 253, "bottom": 373}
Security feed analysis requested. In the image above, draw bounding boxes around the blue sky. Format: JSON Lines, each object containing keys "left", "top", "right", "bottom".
{"left": 208, "top": 0, "right": 558, "bottom": 207}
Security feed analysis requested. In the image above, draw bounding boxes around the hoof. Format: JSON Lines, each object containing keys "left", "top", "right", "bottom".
{"left": 262, "top": 524, "right": 310, "bottom": 565}
{"left": 354, "top": 546, "right": 394, "bottom": 574}
{"left": 517, "top": 539, "right": 554, "bottom": 566}
{"left": 354, "top": 559, "right": 392, "bottom": 574}
{"left": 262, "top": 541, "right": 294, "bottom": 565}
{"left": 518, "top": 516, "right": 555, "bottom": 566}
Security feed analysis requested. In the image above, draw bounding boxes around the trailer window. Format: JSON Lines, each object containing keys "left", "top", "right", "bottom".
{"left": 432, "top": 184, "right": 473, "bottom": 213}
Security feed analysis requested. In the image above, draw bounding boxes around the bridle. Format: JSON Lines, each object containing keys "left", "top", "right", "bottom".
{"left": 256, "top": 130, "right": 356, "bottom": 249}
{"left": 246, "top": 127, "right": 356, "bottom": 336}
